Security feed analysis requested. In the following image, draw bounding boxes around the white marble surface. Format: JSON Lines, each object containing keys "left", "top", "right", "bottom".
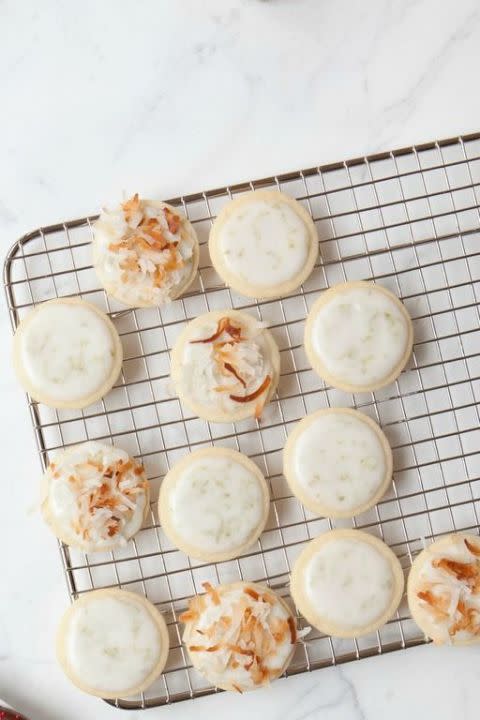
{"left": 1, "top": 0, "right": 480, "bottom": 718}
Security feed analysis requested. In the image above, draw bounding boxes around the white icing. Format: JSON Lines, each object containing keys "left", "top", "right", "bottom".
{"left": 304, "top": 538, "right": 395, "bottom": 629}
{"left": 180, "top": 317, "right": 272, "bottom": 414}
{"left": 292, "top": 411, "right": 387, "bottom": 513}
{"left": 19, "top": 302, "right": 116, "bottom": 402}
{"left": 167, "top": 455, "right": 264, "bottom": 554}
{"left": 311, "top": 286, "right": 409, "bottom": 387}
{"left": 218, "top": 199, "right": 310, "bottom": 287}
{"left": 94, "top": 198, "right": 194, "bottom": 306}
{"left": 414, "top": 535, "right": 480, "bottom": 643}
{"left": 65, "top": 594, "right": 162, "bottom": 693}
{"left": 45, "top": 441, "right": 147, "bottom": 551}
{"left": 187, "top": 585, "right": 293, "bottom": 691}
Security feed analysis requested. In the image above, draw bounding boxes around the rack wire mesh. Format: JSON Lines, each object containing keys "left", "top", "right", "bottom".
{"left": 3, "top": 132, "right": 480, "bottom": 709}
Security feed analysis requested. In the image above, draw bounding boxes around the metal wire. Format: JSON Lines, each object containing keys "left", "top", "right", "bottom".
{"left": 3, "top": 132, "right": 480, "bottom": 709}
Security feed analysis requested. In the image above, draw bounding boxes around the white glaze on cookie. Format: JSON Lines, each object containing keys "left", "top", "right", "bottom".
{"left": 284, "top": 408, "right": 392, "bottom": 517}
{"left": 159, "top": 448, "right": 269, "bottom": 561}
{"left": 57, "top": 589, "right": 169, "bottom": 698}
{"left": 13, "top": 298, "right": 122, "bottom": 408}
{"left": 305, "top": 282, "right": 413, "bottom": 392}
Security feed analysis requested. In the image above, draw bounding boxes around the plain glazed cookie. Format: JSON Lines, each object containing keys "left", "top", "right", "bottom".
{"left": 170, "top": 309, "right": 280, "bottom": 423}
{"left": 209, "top": 190, "right": 318, "bottom": 299}
{"left": 291, "top": 529, "right": 404, "bottom": 638}
{"left": 93, "top": 193, "right": 199, "bottom": 307}
{"left": 42, "top": 441, "right": 149, "bottom": 552}
{"left": 407, "top": 533, "right": 480, "bottom": 645}
{"left": 181, "top": 581, "right": 306, "bottom": 692}
{"left": 283, "top": 408, "right": 392, "bottom": 518}
{"left": 13, "top": 298, "right": 123, "bottom": 409}
{"left": 56, "top": 589, "right": 169, "bottom": 698}
{"left": 159, "top": 447, "right": 269, "bottom": 562}
{"left": 305, "top": 281, "right": 413, "bottom": 393}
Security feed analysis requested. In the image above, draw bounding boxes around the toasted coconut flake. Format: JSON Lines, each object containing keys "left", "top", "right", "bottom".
{"left": 164, "top": 207, "right": 181, "bottom": 234}
{"left": 121, "top": 193, "right": 141, "bottom": 223}
{"left": 287, "top": 616, "right": 297, "bottom": 644}
{"left": 465, "top": 538, "right": 480, "bottom": 557}
{"left": 244, "top": 587, "right": 260, "bottom": 601}
{"left": 179, "top": 609, "right": 198, "bottom": 623}
{"left": 230, "top": 375, "right": 271, "bottom": 404}
{"left": 223, "top": 362, "right": 246, "bottom": 387}
{"left": 232, "top": 683, "right": 243, "bottom": 694}
{"left": 433, "top": 558, "right": 478, "bottom": 584}
{"left": 190, "top": 317, "right": 243, "bottom": 345}
{"left": 202, "top": 581, "right": 221, "bottom": 605}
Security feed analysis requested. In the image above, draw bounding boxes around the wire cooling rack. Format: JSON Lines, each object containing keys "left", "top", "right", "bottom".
{"left": 3, "top": 133, "right": 480, "bottom": 709}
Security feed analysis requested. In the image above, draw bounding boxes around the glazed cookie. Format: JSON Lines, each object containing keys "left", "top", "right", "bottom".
{"left": 305, "top": 281, "right": 413, "bottom": 392}
{"left": 42, "top": 441, "right": 149, "bottom": 552}
{"left": 291, "top": 529, "right": 404, "bottom": 638}
{"left": 181, "top": 581, "right": 306, "bottom": 692}
{"left": 209, "top": 190, "right": 318, "bottom": 299}
{"left": 56, "top": 589, "right": 169, "bottom": 698}
{"left": 407, "top": 533, "right": 480, "bottom": 645}
{"left": 283, "top": 408, "right": 392, "bottom": 518}
{"left": 170, "top": 309, "right": 280, "bottom": 423}
{"left": 159, "top": 447, "right": 269, "bottom": 562}
{"left": 13, "top": 298, "right": 123, "bottom": 409}
{"left": 93, "top": 193, "right": 199, "bottom": 307}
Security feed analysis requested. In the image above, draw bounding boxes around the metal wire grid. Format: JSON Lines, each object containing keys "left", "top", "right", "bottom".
{"left": 3, "top": 132, "right": 480, "bottom": 709}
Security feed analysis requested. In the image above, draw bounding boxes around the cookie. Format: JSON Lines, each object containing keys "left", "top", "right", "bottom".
{"left": 407, "top": 533, "right": 480, "bottom": 645}
{"left": 159, "top": 447, "right": 269, "bottom": 562}
{"left": 42, "top": 441, "right": 149, "bottom": 552}
{"left": 56, "top": 589, "right": 169, "bottom": 698}
{"left": 284, "top": 408, "right": 392, "bottom": 518}
{"left": 209, "top": 190, "right": 318, "bottom": 299}
{"left": 181, "top": 581, "right": 304, "bottom": 692}
{"left": 93, "top": 194, "right": 199, "bottom": 307}
{"left": 170, "top": 309, "right": 280, "bottom": 423}
{"left": 13, "top": 297, "right": 123, "bottom": 409}
{"left": 290, "top": 529, "right": 404, "bottom": 638}
{"left": 305, "top": 281, "right": 413, "bottom": 392}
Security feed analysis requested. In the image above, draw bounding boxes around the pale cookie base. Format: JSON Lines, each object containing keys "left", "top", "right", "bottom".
{"left": 12, "top": 298, "right": 123, "bottom": 409}
{"left": 41, "top": 442, "right": 150, "bottom": 553}
{"left": 283, "top": 408, "right": 392, "bottom": 518}
{"left": 209, "top": 190, "right": 318, "bottom": 299}
{"left": 170, "top": 309, "right": 280, "bottom": 423}
{"left": 159, "top": 447, "right": 270, "bottom": 562}
{"left": 56, "top": 588, "right": 170, "bottom": 699}
{"left": 304, "top": 281, "right": 414, "bottom": 393}
{"left": 407, "top": 533, "right": 480, "bottom": 646}
{"left": 183, "top": 581, "right": 296, "bottom": 691}
{"left": 93, "top": 200, "right": 199, "bottom": 308}
{"left": 290, "top": 529, "right": 404, "bottom": 638}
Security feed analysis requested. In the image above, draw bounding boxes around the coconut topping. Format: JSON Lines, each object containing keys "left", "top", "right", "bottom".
{"left": 415, "top": 535, "right": 480, "bottom": 641}
{"left": 43, "top": 441, "right": 148, "bottom": 551}
{"left": 93, "top": 194, "right": 195, "bottom": 306}
{"left": 181, "top": 582, "right": 306, "bottom": 692}
{"left": 187, "top": 316, "right": 272, "bottom": 418}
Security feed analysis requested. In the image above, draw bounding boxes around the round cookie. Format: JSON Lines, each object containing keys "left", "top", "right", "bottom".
{"left": 291, "top": 529, "right": 404, "bottom": 638}
{"left": 42, "top": 441, "right": 149, "bottom": 552}
{"left": 209, "top": 190, "right": 318, "bottom": 299}
{"left": 56, "top": 588, "right": 169, "bottom": 698}
{"left": 13, "top": 297, "right": 123, "bottom": 409}
{"left": 181, "top": 581, "right": 302, "bottom": 692}
{"left": 283, "top": 408, "right": 392, "bottom": 518}
{"left": 407, "top": 533, "right": 480, "bottom": 646}
{"left": 305, "top": 281, "right": 413, "bottom": 393}
{"left": 170, "top": 309, "right": 280, "bottom": 423}
{"left": 159, "top": 447, "right": 269, "bottom": 562}
{"left": 93, "top": 193, "right": 199, "bottom": 308}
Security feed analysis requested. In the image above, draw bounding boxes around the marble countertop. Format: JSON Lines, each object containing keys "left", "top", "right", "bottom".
{"left": 1, "top": 0, "right": 479, "bottom": 718}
